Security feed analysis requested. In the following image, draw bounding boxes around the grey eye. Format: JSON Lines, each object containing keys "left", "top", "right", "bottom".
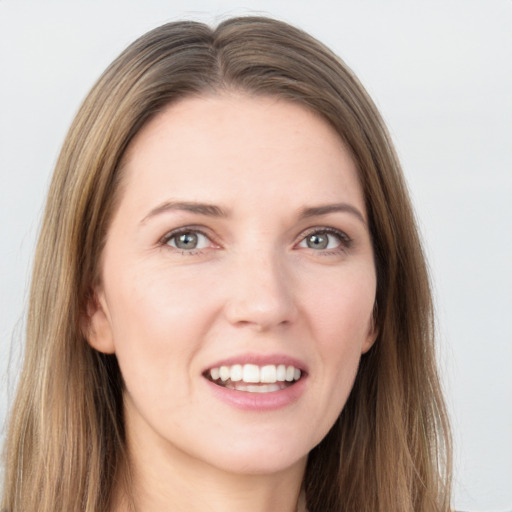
{"left": 298, "top": 229, "right": 347, "bottom": 251}
{"left": 306, "top": 233, "right": 329, "bottom": 250}
{"left": 168, "top": 231, "right": 210, "bottom": 250}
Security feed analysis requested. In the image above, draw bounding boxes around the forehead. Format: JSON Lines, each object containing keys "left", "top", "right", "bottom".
{"left": 119, "top": 93, "right": 365, "bottom": 216}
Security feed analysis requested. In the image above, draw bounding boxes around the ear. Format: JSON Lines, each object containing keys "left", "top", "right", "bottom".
{"left": 82, "top": 287, "right": 116, "bottom": 354}
{"left": 361, "top": 305, "right": 379, "bottom": 354}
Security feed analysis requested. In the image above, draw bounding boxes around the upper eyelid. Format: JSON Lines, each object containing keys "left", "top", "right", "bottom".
{"left": 160, "top": 228, "right": 218, "bottom": 255}
{"left": 297, "top": 226, "right": 352, "bottom": 242}
{"left": 295, "top": 227, "right": 354, "bottom": 255}
{"left": 160, "top": 225, "right": 215, "bottom": 243}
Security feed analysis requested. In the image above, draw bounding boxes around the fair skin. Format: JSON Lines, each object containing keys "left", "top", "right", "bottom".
{"left": 87, "top": 93, "right": 378, "bottom": 512}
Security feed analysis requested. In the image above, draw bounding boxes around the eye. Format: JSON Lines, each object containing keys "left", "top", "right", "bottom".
{"left": 164, "top": 229, "right": 211, "bottom": 251}
{"left": 297, "top": 228, "right": 351, "bottom": 252}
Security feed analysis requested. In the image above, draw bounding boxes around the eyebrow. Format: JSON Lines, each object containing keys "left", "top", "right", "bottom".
{"left": 299, "top": 203, "right": 367, "bottom": 225}
{"left": 140, "top": 200, "right": 366, "bottom": 226}
{"left": 140, "top": 201, "right": 228, "bottom": 225}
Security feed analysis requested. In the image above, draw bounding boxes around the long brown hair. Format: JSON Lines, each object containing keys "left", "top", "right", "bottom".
{"left": 2, "top": 16, "right": 451, "bottom": 511}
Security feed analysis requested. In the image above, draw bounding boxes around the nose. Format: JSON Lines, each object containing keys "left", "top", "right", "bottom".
{"left": 222, "top": 250, "right": 298, "bottom": 332}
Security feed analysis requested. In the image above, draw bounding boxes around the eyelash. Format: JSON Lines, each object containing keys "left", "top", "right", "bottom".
{"left": 298, "top": 227, "right": 352, "bottom": 255}
{"left": 160, "top": 226, "right": 352, "bottom": 256}
{"left": 160, "top": 227, "right": 215, "bottom": 255}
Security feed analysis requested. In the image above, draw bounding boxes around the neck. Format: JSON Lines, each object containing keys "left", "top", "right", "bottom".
{"left": 113, "top": 455, "right": 306, "bottom": 512}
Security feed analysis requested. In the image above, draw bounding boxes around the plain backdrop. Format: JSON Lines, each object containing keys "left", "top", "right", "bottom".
{"left": 0, "top": 1, "right": 511, "bottom": 510}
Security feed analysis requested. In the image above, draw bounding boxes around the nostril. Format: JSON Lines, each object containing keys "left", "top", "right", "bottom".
{"left": 223, "top": 293, "right": 297, "bottom": 331}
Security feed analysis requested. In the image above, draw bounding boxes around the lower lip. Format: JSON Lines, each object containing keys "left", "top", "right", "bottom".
{"left": 205, "top": 377, "right": 307, "bottom": 411}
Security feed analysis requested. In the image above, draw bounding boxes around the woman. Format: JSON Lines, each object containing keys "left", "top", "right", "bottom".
{"left": 1, "top": 16, "right": 452, "bottom": 512}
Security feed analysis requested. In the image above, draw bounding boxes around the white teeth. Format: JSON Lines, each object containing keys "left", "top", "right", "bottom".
{"left": 208, "top": 363, "right": 302, "bottom": 386}
{"left": 219, "top": 366, "right": 230, "bottom": 381}
{"left": 276, "top": 364, "right": 286, "bottom": 381}
{"left": 260, "top": 365, "right": 277, "bottom": 383}
{"left": 226, "top": 383, "right": 283, "bottom": 393}
{"left": 243, "top": 364, "right": 260, "bottom": 383}
{"left": 248, "top": 384, "right": 281, "bottom": 393}
{"left": 230, "top": 364, "right": 243, "bottom": 382}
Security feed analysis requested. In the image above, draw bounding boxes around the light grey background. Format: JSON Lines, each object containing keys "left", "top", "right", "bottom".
{"left": 1, "top": 1, "right": 511, "bottom": 510}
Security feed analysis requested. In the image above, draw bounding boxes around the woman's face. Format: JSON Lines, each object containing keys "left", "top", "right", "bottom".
{"left": 88, "top": 94, "right": 377, "bottom": 477}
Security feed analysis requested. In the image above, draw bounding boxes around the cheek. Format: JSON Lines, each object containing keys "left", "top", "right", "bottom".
{"left": 306, "top": 268, "right": 376, "bottom": 347}
{"left": 107, "top": 261, "right": 209, "bottom": 339}
{"left": 103, "top": 263, "right": 223, "bottom": 391}
{"left": 302, "top": 268, "right": 375, "bottom": 398}
{"left": 103, "top": 272, "right": 189, "bottom": 394}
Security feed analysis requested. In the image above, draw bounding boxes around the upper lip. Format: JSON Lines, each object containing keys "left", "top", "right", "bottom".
{"left": 202, "top": 353, "right": 308, "bottom": 374}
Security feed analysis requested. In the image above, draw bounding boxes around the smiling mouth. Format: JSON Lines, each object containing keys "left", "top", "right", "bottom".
{"left": 204, "top": 363, "right": 303, "bottom": 393}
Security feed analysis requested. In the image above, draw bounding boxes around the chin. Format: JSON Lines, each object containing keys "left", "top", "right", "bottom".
{"left": 193, "top": 428, "right": 315, "bottom": 476}
{"left": 209, "top": 450, "right": 308, "bottom": 477}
